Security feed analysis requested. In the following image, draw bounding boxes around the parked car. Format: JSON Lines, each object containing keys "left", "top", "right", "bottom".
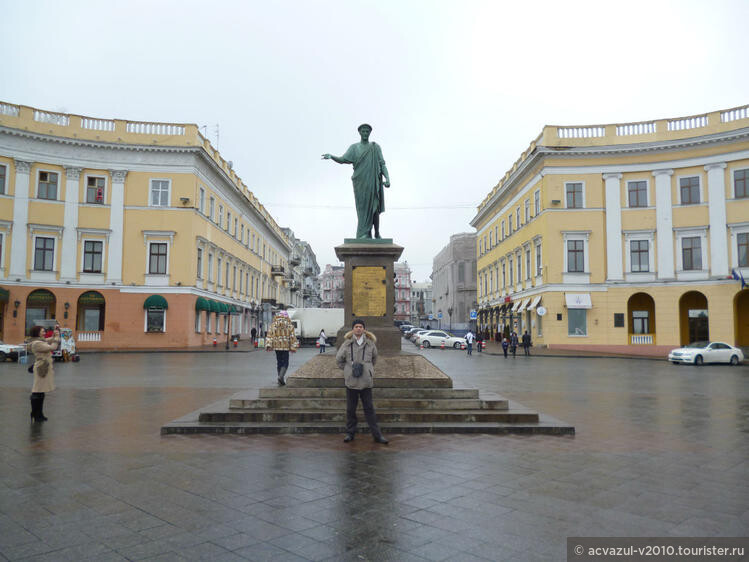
{"left": 417, "top": 330, "right": 467, "bottom": 349}
{"left": 404, "top": 327, "right": 421, "bottom": 338}
{"left": 0, "top": 341, "right": 26, "bottom": 362}
{"left": 410, "top": 329, "right": 430, "bottom": 342}
{"left": 399, "top": 324, "right": 414, "bottom": 334}
{"left": 668, "top": 341, "right": 744, "bottom": 366}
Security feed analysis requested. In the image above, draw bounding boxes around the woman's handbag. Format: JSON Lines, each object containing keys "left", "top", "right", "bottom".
{"left": 350, "top": 342, "right": 365, "bottom": 378}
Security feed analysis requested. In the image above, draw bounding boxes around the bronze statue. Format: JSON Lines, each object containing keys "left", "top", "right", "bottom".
{"left": 323, "top": 124, "right": 390, "bottom": 239}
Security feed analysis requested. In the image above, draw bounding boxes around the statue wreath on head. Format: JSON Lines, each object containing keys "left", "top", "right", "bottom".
{"left": 322, "top": 124, "right": 390, "bottom": 239}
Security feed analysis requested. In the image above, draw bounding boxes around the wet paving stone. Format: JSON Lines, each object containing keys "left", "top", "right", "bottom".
{"left": 1, "top": 348, "right": 748, "bottom": 560}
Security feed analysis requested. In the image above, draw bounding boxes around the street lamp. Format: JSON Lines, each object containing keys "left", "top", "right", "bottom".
{"left": 447, "top": 306, "right": 453, "bottom": 332}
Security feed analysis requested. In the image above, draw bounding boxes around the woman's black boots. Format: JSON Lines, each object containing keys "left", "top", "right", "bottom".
{"left": 29, "top": 393, "right": 47, "bottom": 422}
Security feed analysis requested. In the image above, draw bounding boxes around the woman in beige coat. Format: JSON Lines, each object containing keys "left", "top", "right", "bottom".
{"left": 29, "top": 325, "right": 60, "bottom": 422}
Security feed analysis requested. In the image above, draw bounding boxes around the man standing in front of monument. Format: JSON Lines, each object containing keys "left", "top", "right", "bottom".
{"left": 322, "top": 124, "right": 390, "bottom": 239}
{"left": 336, "top": 319, "right": 388, "bottom": 444}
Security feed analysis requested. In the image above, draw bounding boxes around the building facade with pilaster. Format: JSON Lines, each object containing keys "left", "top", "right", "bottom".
{"left": 394, "top": 261, "right": 412, "bottom": 323}
{"left": 320, "top": 264, "right": 344, "bottom": 308}
{"left": 0, "top": 101, "right": 292, "bottom": 349}
{"left": 471, "top": 105, "right": 749, "bottom": 353}
{"left": 431, "top": 233, "right": 477, "bottom": 333}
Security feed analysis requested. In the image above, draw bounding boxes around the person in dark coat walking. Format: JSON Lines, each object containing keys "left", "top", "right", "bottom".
{"left": 250, "top": 326, "right": 257, "bottom": 344}
{"left": 476, "top": 332, "right": 483, "bottom": 353}
{"left": 510, "top": 331, "right": 518, "bottom": 357}
{"left": 335, "top": 319, "right": 388, "bottom": 444}
{"left": 521, "top": 330, "right": 531, "bottom": 356}
{"left": 501, "top": 337, "right": 509, "bottom": 358}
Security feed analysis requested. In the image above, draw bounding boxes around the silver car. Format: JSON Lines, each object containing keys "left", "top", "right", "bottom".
{"left": 668, "top": 341, "right": 744, "bottom": 366}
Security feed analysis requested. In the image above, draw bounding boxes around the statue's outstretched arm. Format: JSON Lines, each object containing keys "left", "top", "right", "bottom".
{"left": 381, "top": 162, "right": 390, "bottom": 187}
{"left": 322, "top": 153, "right": 346, "bottom": 164}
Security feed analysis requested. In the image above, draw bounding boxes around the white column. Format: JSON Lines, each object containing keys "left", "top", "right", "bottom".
{"left": 653, "top": 169, "right": 675, "bottom": 279}
{"left": 9, "top": 160, "right": 32, "bottom": 278}
{"left": 603, "top": 173, "right": 623, "bottom": 281}
{"left": 60, "top": 166, "right": 81, "bottom": 281}
{"left": 107, "top": 169, "right": 127, "bottom": 284}
{"left": 705, "top": 162, "right": 728, "bottom": 277}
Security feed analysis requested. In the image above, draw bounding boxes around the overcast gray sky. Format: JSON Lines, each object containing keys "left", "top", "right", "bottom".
{"left": 2, "top": 0, "right": 748, "bottom": 281}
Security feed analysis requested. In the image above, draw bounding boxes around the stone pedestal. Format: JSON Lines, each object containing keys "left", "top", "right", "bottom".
{"left": 334, "top": 239, "right": 403, "bottom": 355}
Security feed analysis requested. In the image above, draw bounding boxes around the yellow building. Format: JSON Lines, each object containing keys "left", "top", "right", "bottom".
{"left": 470, "top": 105, "right": 749, "bottom": 355}
{"left": 0, "top": 101, "right": 295, "bottom": 349}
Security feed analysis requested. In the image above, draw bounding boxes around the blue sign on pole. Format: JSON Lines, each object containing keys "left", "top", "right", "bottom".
{"left": 428, "top": 314, "right": 433, "bottom": 320}
{"left": 470, "top": 310, "right": 477, "bottom": 320}
{"left": 437, "top": 312, "right": 443, "bottom": 319}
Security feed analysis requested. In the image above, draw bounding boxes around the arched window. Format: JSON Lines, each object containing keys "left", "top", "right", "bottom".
{"left": 77, "top": 291, "right": 106, "bottom": 331}
{"left": 25, "top": 289, "right": 56, "bottom": 335}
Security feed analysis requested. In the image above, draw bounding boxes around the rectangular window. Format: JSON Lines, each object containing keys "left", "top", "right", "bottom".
{"left": 502, "top": 262, "right": 506, "bottom": 288}
{"left": 150, "top": 179, "right": 169, "bottom": 206}
{"left": 226, "top": 211, "right": 231, "bottom": 231}
{"left": 516, "top": 254, "right": 521, "bottom": 284}
{"left": 83, "top": 240, "right": 103, "bottom": 273}
{"left": 146, "top": 309, "right": 165, "bottom": 332}
{"left": 240, "top": 224, "right": 244, "bottom": 243}
{"left": 494, "top": 225, "right": 498, "bottom": 245}
{"left": 516, "top": 207, "right": 521, "bottom": 228}
{"left": 739, "top": 233, "right": 749, "bottom": 267}
{"left": 524, "top": 199, "right": 530, "bottom": 223}
{"left": 218, "top": 205, "right": 223, "bottom": 226}
{"left": 535, "top": 244, "right": 542, "bottom": 276}
{"left": 567, "top": 240, "right": 584, "bottom": 272}
{"left": 86, "top": 176, "right": 105, "bottom": 204}
{"left": 199, "top": 187, "right": 205, "bottom": 214}
{"left": 568, "top": 309, "right": 587, "bottom": 336}
{"left": 34, "top": 237, "right": 55, "bottom": 271}
{"left": 195, "top": 310, "right": 202, "bottom": 333}
{"left": 508, "top": 259, "right": 513, "bottom": 286}
{"left": 208, "top": 253, "right": 214, "bottom": 282}
{"left": 566, "top": 182, "right": 583, "bottom": 208}
{"left": 508, "top": 215, "right": 513, "bottom": 234}
{"left": 233, "top": 266, "right": 237, "bottom": 291}
{"left": 234, "top": 218, "right": 238, "bottom": 236}
{"left": 680, "top": 176, "right": 700, "bottom": 205}
{"left": 225, "top": 262, "right": 230, "bottom": 288}
{"left": 0, "top": 164, "right": 6, "bottom": 194}
{"left": 682, "top": 237, "right": 702, "bottom": 270}
{"left": 501, "top": 220, "right": 505, "bottom": 239}
{"left": 630, "top": 240, "right": 649, "bottom": 272}
{"left": 197, "top": 248, "right": 203, "bottom": 278}
{"left": 735, "top": 169, "right": 749, "bottom": 199}
{"left": 534, "top": 190, "right": 540, "bottom": 216}
{"left": 628, "top": 180, "right": 648, "bottom": 207}
{"left": 632, "top": 310, "right": 649, "bottom": 334}
{"left": 525, "top": 248, "right": 531, "bottom": 280}
{"left": 536, "top": 313, "right": 542, "bottom": 337}
{"left": 209, "top": 197, "right": 215, "bottom": 220}
{"left": 245, "top": 272, "right": 249, "bottom": 295}
{"left": 38, "top": 171, "right": 58, "bottom": 200}
{"left": 149, "top": 243, "right": 168, "bottom": 274}
{"left": 217, "top": 258, "right": 222, "bottom": 285}
{"left": 458, "top": 262, "right": 465, "bottom": 282}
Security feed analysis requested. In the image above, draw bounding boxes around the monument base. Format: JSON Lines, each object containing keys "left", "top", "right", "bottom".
{"left": 335, "top": 240, "right": 404, "bottom": 355}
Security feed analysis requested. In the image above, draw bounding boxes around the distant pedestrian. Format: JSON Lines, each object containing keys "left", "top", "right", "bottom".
{"left": 265, "top": 311, "right": 298, "bottom": 385}
{"left": 250, "top": 326, "right": 257, "bottom": 344}
{"left": 476, "top": 332, "right": 483, "bottom": 353}
{"left": 510, "top": 331, "right": 518, "bottom": 358}
{"left": 501, "top": 337, "right": 509, "bottom": 358}
{"left": 29, "top": 324, "right": 60, "bottom": 422}
{"left": 464, "top": 330, "right": 475, "bottom": 355}
{"left": 522, "top": 330, "right": 531, "bottom": 356}
{"left": 318, "top": 329, "right": 327, "bottom": 353}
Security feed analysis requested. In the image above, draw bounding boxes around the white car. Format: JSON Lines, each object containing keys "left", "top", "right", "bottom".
{"left": 0, "top": 341, "right": 26, "bottom": 362}
{"left": 410, "top": 329, "right": 430, "bottom": 343}
{"left": 668, "top": 341, "right": 744, "bottom": 366}
{"left": 416, "top": 330, "right": 466, "bottom": 349}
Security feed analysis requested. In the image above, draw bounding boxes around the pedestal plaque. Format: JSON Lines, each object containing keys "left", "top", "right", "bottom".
{"left": 335, "top": 240, "right": 403, "bottom": 354}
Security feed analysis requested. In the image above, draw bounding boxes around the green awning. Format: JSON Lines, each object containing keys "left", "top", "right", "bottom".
{"left": 195, "top": 297, "right": 210, "bottom": 311}
{"left": 143, "top": 295, "right": 168, "bottom": 309}
{"left": 27, "top": 289, "right": 55, "bottom": 306}
{"left": 208, "top": 300, "right": 220, "bottom": 313}
{"left": 0, "top": 287, "right": 9, "bottom": 303}
{"left": 217, "top": 301, "right": 229, "bottom": 314}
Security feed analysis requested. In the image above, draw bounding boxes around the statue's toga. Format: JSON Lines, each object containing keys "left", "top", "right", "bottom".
{"left": 323, "top": 124, "right": 390, "bottom": 239}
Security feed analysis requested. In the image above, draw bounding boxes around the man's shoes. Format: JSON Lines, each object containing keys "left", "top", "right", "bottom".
{"left": 343, "top": 434, "right": 355, "bottom": 443}
{"left": 373, "top": 435, "right": 389, "bottom": 445}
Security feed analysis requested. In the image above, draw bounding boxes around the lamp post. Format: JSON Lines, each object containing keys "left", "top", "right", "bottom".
{"left": 447, "top": 306, "right": 453, "bottom": 332}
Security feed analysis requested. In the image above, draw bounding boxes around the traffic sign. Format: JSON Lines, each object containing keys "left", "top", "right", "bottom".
{"left": 437, "top": 312, "right": 443, "bottom": 319}
{"left": 428, "top": 314, "right": 433, "bottom": 320}
{"left": 469, "top": 310, "right": 477, "bottom": 320}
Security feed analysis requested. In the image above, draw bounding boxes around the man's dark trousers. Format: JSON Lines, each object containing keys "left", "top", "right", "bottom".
{"left": 275, "top": 350, "right": 289, "bottom": 369}
{"left": 345, "top": 387, "right": 382, "bottom": 437}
